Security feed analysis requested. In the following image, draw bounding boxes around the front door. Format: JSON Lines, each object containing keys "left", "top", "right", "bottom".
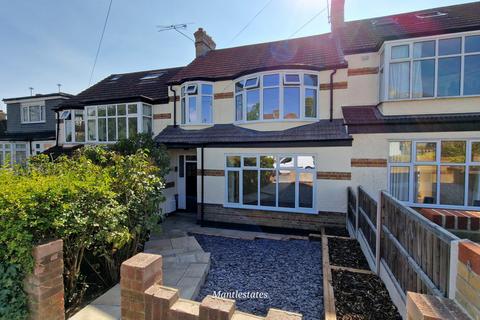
{"left": 185, "top": 162, "right": 198, "bottom": 212}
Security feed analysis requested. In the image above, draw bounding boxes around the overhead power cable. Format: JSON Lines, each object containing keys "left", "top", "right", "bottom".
{"left": 88, "top": 0, "right": 113, "bottom": 86}
{"left": 227, "top": 0, "right": 274, "bottom": 46}
{"left": 289, "top": 6, "right": 328, "bottom": 39}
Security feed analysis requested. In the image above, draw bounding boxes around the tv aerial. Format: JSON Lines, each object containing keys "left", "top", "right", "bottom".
{"left": 157, "top": 23, "right": 195, "bottom": 42}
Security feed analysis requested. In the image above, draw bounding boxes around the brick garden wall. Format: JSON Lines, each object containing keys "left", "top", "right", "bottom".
{"left": 198, "top": 204, "right": 345, "bottom": 231}
{"left": 120, "top": 252, "right": 302, "bottom": 320}
{"left": 455, "top": 240, "right": 480, "bottom": 319}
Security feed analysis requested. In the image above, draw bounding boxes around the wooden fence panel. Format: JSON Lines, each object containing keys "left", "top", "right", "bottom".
{"left": 347, "top": 187, "right": 356, "bottom": 230}
{"left": 380, "top": 192, "right": 459, "bottom": 298}
{"left": 357, "top": 186, "right": 377, "bottom": 257}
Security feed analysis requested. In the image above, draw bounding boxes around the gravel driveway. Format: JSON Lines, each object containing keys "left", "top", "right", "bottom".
{"left": 194, "top": 234, "right": 323, "bottom": 320}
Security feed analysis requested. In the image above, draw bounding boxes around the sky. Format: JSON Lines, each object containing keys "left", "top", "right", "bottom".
{"left": 0, "top": 0, "right": 475, "bottom": 111}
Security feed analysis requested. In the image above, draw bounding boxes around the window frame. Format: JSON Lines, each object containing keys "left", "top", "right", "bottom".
{"left": 224, "top": 153, "right": 317, "bottom": 214}
{"left": 0, "top": 143, "right": 28, "bottom": 166}
{"left": 387, "top": 138, "right": 480, "bottom": 209}
{"left": 21, "top": 105, "right": 46, "bottom": 124}
{"left": 234, "top": 70, "right": 320, "bottom": 124}
{"left": 180, "top": 82, "right": 214, "bottom": 125}
{"left": 380, "top": 30, "right": 480, "bottom": 102}
{"left": 63, "top": 102, "right": 151, "bottom": 144}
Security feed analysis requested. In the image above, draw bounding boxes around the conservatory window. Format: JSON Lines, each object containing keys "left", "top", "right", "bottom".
{"left": 381, "top": 32, "right": 480, "bottom": 100}
{"left": 388, "top": 140, "right": 480, "bottom": 208}
{"left": 225, "top": 154, "right": 316, "bottom": 212}
{"left": 235, "top": 71, "right": 318, "bottom": 122}
{"left": 181, "top": 83, "right": 213, "bottom": 124}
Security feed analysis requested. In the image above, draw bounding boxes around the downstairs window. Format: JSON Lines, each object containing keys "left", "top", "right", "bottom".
{"left": 388, "top": 140, "right": 480, "bottom": 208}
{"left": 225, "top": 154, "right": 316, "bottom": 212}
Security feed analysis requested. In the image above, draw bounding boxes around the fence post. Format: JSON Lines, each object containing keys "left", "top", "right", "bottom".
{"left": 375, "top": 191, "right": 383, "bottom": 275}
{"left": 448, "top": 239, "right": 460, "bottom": 299}
{"left": 355, "top": 186, "right": 360, "bottom": 236}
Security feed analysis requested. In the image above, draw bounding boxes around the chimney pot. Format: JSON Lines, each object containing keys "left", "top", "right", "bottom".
{"left": 331, "top": 0, "right": 345, "bottom": 33}
{"left": 194, "top": 28, "right": 216, "bottom": 57}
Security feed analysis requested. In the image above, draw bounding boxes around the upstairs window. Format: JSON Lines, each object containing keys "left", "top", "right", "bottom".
{"left": 21, "top": 105, "right": 45, "bottom": 123}
{"left": 181, "top": 82, "right": 213, "bottom": 124}
{"left": 235, "top": 71, "right": 318, "bottom": 122}
{"left": 381, "top": 32, "right": 480, "bottom": 101}
{"left": 64, "top": 103, "right": 152, "bottom": 143}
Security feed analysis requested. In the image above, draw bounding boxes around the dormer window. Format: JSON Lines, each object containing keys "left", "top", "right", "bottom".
{"left": 181, "top": 82, "right": 213, "bottom": 124}
{"left": 380, "top": 32, "right": 480, "bottom": 101}
{"left": 235, "top": 71, "right": 318, "bottom": 122}
{"left": 21, "top": 105, "right": 46, "bottom": 123}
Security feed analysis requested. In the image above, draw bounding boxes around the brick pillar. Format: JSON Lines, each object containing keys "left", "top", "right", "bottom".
{"left": 24, "top": 239, "right": 65, "bottom": 320}
{"left": 120, "top": 253, "right": 162, "bottom": 320}
{"left": 144, "top": 284, "right": 178, "bottom": 320}
{"left": 406, "top": 292, "right": 469, "bottom": 320}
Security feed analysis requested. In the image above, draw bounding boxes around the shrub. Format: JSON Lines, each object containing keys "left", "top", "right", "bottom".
{"left": 0, "top": 144, "right": 168, "bottom": 317}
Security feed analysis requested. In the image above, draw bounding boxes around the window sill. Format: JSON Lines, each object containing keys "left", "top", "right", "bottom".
{"left": 233, "top": 118, "right": 319, "bottom": 125}
{"left": 21, "top": 121, "right": 46, "bottom": 124}
{"left": 224, "top": 203, "right": 317, "bottom": 214}
{"left": 381, "top": 94, "right": 480, "bottom": 103}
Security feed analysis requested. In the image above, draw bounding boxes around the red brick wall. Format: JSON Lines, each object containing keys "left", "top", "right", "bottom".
{"left": 24, "top": 239, "right": 65, "bottom": 320}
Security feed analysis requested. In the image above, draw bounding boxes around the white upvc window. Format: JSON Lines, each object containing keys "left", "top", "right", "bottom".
{"left": 234, "top": 70, "right": 319, "bottom": 123}
{"left": 0, "top": 143, "right": 27, "bottom": 165}
{"left": 180, "top": 82, "right": 213, "bottom": 124}
{"left": 388, "top": 139, "right": 480, "bottom": 209}
{"left": 21, "top": 105, "right": 46, "bottom": 123}
{"left": 224, "top": 154, "right": 316, "bottom": 214}
{"left": 64, "top": 103, "right": 152, "bottom": 144}
{"left": 380, "top": 31, "right": 480, "bottom": 101}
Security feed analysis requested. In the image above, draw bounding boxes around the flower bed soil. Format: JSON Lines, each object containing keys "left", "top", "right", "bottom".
{"left": 332, "top": 270, "right": 402, "bottom": 320}
{"left": 328, "top": 237, "right": 370, "bottom": 270}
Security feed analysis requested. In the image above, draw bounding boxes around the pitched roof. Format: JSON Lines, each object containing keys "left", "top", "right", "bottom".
{"left": 342, "top": 105, "right": 480, "bottom": 133}
{"left": 339, "top": 1, "right": 480, "bottom": 54}
{"left": 154, "top": 120, "right": 352, "bottom": 147}
{"left": 168, "top": 33, "right": 347, "bottom": 84}
{"left": 59, "top": 67, "right": 183, "bottom": 109}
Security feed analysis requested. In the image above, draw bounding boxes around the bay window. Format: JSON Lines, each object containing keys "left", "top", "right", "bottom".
{"left": 181, "top": 82, "right": 213, "bottom": 124}
{"left": 388, "top": 140, "right": 480, "bottom": 208}
{"left": 225, "top": 154, "right": 316, "bottom": 213}
{"left": 21, "top": 105, "right": 46, "bottom": 123}
{"left": 235, "top": 71, "right": 319, "bottom": 122}
{"left": 381, "top": 32, "right": 480, "bottom": 100}
{"left": 64, "top": 103, "right": 152, "bottom": 143}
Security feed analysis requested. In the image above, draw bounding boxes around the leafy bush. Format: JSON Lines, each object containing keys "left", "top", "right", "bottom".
{"left": 0, "top": 263, "right": 28, "bottom": 319}
{"left": 0, "top": 144, "right": 168, "bottom": 317}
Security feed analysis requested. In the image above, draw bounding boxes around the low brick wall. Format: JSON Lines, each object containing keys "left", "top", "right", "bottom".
{"left": 197, "top": 204, "right": 345, "bottom": 232}
{"left": 24, "top": 239, "right": 65, "bottom": 320}
{"left": 120, "top": 253, "right": 302, "bottom": 320}
{"left": 455, "top": 240, "right": 480, "bottom": 319}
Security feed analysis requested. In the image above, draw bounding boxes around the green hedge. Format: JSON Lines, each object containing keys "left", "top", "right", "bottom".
{"left": 0, "top": 144, "right": 167, "bottom": 317}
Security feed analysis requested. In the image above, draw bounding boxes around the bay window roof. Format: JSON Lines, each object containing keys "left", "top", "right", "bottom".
{"left": 154, "top": 119, "right": 351, "bottom": 148}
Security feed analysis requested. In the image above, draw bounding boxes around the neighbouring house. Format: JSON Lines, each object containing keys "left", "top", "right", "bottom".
{"left": 54, "top": 0, "right": 480, "bottom": 232}
{"left": 1, "top": 93, "right": 73, "bottom": 164}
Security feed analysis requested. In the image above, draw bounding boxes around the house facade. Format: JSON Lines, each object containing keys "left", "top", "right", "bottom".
{"left": 1, "top": 93, "right": 72, "bottom": 164}
{"left": 55, "top": 0, "right": 480, "bottom": 232}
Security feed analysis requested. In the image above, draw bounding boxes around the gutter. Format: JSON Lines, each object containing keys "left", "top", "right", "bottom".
{"left": 330, "top": 69, "right": 337, "bottom": 122}
{"left": 169, "top": 86, "right": 178, "bottom": 127}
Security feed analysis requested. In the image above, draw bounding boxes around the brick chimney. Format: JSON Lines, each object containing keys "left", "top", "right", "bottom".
{"left": 194, "top": 28, "right": 216, "bottom": 57}
{"left": 330, "top": 0, "right": 345, "bottom": 33}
